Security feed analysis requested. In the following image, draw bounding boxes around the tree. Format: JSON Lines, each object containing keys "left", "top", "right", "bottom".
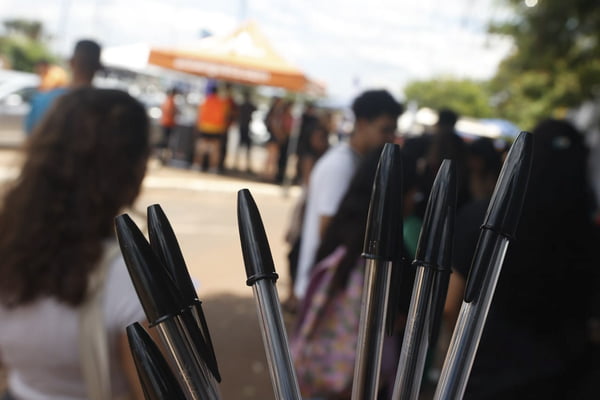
{"left": 0, "top": 19, "right": 55, "bottom": 72}
{"left": 489, "top": 0, "right": 600, "bottom": 130}
{"left": 3, "top": 19, "right": 44, "bottom": 41}
{"left": 403, "top": 77, "right": 494, "bottom": 119}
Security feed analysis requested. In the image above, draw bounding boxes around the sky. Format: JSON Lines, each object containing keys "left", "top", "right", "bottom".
{"left": 0, "top": 0, "right": 516, "bottom": 101}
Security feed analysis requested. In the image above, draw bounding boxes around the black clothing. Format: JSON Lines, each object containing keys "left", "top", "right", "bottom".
{"left": 237, "top": 101, "right": 256, "bottom": 146}
{"left": 452, "top": 198, "right": 596, "bottom": 399}
{"left": 414, "top": 131, "right": 470, "bottom": 218}
{"left": 297, "top": 113, "right": 319, "bottom": 156}
{"left": 239, "top": 125, "right": 252, "bottom": 147}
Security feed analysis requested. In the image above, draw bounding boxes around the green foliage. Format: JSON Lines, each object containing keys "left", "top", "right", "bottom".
{"left": 0, "top": 19, "right": 56, "bottom": 72}
{"left": 403, "top": 77, "right": 494, "bottom": 118}
{"left": 3, "top": 19, "right": 43, "bottom": 41}
{"left": 489, "top": 0, "right": 600, "bottom": 130}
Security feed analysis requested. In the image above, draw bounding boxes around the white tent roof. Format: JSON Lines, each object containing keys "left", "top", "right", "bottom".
{"left": 101, "top": 43, "right": 151, "bottom": 72}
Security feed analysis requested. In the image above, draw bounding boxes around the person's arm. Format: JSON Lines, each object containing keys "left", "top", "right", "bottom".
{"left": 299, "top": 156, "right": 316, "bottom": 187}
{"left": 319, "top": 215, "right": 333, "bottom": 239}
{"left": 284, "top": 191, "right": 307, "bottom": 244}
{"left": 444, "top": 270, "right": 466, "bottom": 331}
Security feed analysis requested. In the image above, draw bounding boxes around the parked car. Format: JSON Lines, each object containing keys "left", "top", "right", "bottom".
{"left": 0, "top": 70, "right": 40, "bottom": 146}
{"left": 0, "top": 70, "right": 165, "bottom": 146}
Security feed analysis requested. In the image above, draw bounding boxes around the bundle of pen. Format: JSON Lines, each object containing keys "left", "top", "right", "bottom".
{"left": 433, "top": 131, "right": 532, "bottom": 399}
{"left": 114, "top": 132, "right": 531, "bottom": 400}
{"left": 234, "top": 143, "right": 456, "bottom": 400}
{"left": 115, "top": 205, "right": 221, "bottom": 400}
{"left": 351, "top": 133, "right": 531, "bottom": 399}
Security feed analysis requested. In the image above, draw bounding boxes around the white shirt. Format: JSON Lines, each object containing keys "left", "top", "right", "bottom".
{"left": 294, "top": 142, "right": 361, "bottom": 299}
{"left": 0, "top": 253, "right": 146, "bottom": 400}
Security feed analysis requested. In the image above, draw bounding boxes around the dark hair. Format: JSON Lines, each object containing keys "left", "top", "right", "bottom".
{"left": 315, "top": 146, "right": 417, "bottom": 292}
{"left": 72, "top": 39, "right": 102, "bottom": 74}
{"left": 467, "top": 137, "right": 502, "bottom": 177}
{"left": 436, "top": 108, "right": 458, "bottom": 128}
{"left": 0, "top": 88, "right": 149, "bottom": 307}
{"left": 351, "top": 89, "right": 403, "bottom": 122}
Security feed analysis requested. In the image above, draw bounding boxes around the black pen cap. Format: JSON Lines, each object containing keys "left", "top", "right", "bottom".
{"left": 481, "top": 131, "right": 533, "bottom": 239}
{"left": 362, "top": 143, "right": 403, "bottom": 261}
{"left": 115, "top": 214, "right": 182, "bottom": 326}
{"left": 237, "top": 189, "right": 279, "bottom": 286}
{"left": 127, "top": 323, "right": 187, "bottom": 400}
{"left": 464, "top": 131, "right": 533, "bottom": 303}
{"left": 147, "top": 204, "right": 197, "bottom": 305}
{"left": 414, "top": 159, "right": 456, "bottom": 269}
{"left": 415, "top": 160, "right": 456, "bottom": 343}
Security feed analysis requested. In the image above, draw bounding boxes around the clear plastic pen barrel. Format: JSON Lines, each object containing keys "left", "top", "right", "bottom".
{"left": 392, "top": 266, "right": 435, "bottom": 400}
{"left": 433, "top": 237, "right": 509, "bottom": 400}
{"left": 155, "top": 316, "right": 219, "bottom": 400}
{"left": 351, "top": 259, "right": 393, "bottom": 400}
{"left": 252, "top": 281, "right": 302, "bottom": 400}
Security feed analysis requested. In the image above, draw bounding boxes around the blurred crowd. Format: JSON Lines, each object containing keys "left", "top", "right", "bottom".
{"left": 283, "top": 90, "right": 600, "bottom": 399}
{"left": 156, "top": 79, "right": 340, "bottom": 186}
{"left": 0, "top": 37, "right": 598, "bottom": 400}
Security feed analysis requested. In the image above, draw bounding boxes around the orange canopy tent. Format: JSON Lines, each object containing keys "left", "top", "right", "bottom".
{"left": 148, "top": 22, "right": 324, "bottom": 95}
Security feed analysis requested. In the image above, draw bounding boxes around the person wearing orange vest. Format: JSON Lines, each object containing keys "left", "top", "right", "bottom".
{"left": 193, "top": 85, "right": 230, "bottom": 172}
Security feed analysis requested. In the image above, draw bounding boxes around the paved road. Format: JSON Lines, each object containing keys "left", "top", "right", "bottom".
{"left": 0, "top": 149, "right": 301, "bottom": 400}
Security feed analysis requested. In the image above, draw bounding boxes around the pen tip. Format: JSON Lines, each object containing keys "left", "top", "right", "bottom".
{"left": 115, "top": 213, "right": 182, "bottom": 325}
{"left": 362, "top": 143, "right": 403, "bottom": 261}
{"left": 483, "top": 131, "right": 533, "bottom": 238}
{"left": 237, "top": 189, "right": 278, "bottom": 285}
{"left": 127, "top": 322, "right": 187, "bottom": 399}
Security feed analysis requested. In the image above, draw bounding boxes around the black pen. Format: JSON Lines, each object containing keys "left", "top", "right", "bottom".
{"left": 392, "top": 159, "right": 456, "bottom": 400}
{"left": 147, "top": 204, "right": 221, "bottom": 383}
{"left": 237, "top": 189, "right": 302, "bottom": 400}
{"left": 434, "top": 131, "right": 533, "bottom": 400}
{"left": 115, "top": 214, "right": 218, "bottom": 400}
{"left": 352, "top": 143, "right": 404, "bottom": 400}
{"left": 127, "top": 322, "right": 187, "bottom": 400}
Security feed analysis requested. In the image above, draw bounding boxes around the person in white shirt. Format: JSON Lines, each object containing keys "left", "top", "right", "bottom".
{"left": 293, "top": 89, "right": 403, "bottom": 300}
{"left": 0, "top": 88, "right": 150, "bottom": 400}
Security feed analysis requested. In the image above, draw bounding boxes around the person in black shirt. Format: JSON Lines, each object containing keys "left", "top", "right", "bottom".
{"left": 234, "top": 90, "right": 257, "bottom": 173}
{"left": 444, "top": 120, "right": 599, "bottom": 399}
{"left": 416, "top": 109, "right": 470, "bottom": 218}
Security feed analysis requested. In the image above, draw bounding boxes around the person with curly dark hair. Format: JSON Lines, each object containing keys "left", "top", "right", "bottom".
{"left": 0, "top": 88, "right": 150, "bottom": 400}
